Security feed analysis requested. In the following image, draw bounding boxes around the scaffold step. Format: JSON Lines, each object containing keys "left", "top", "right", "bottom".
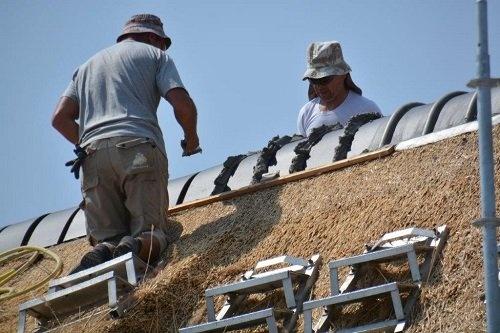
{"left": 179, "top": 308, "right": 288, "bottom": 333}
{"left": 337, "top": 319, "right": 405, "bottom": 333}
{"left": 18, "top": 271, "right": 133, "bottom": 333}
{"left": 329, "top": 244, "right": 421, "bottom": 295}
{"left": 48, "top": 252, "right": 148, "bottom": 292}
{"left": 205, "top": 254, "right": 321, "bottom": 323}
{"left": 302, "top": 282, "right": 406, "bottom": 333}
{"left": 206, "top": 269, "right": 306, "bottom": 296}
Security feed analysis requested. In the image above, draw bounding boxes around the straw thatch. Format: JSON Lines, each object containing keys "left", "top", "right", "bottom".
{"left": 2, "top": 125, "right": 499, "bottom": 333}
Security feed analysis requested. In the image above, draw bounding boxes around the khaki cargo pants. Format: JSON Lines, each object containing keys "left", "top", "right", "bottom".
{"left": 81, "top": 136, "right": 169, "bottom": 252}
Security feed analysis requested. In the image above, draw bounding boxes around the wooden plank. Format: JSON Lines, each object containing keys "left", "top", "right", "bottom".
{"left": 168, "top": 146, "right": 395, "bottom": 214}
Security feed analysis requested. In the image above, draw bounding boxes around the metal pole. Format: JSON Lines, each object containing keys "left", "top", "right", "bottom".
{"left": 470, "top": 1, "right": 500, "bottom": 332}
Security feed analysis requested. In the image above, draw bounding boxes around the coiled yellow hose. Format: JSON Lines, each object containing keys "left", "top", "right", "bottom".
{"left": 0, "top": 246, "right": 63, "bottom": 302}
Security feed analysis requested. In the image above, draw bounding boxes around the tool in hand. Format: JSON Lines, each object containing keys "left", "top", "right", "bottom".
{"left": 181, "top": 139, "right": 202, "bottom": 156}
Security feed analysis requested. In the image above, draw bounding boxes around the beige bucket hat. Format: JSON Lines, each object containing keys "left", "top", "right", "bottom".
{"left": 117, "top": 14, "right": 172, "bottom": 50}
{"left": 302, "top": 41, "right": 352, "bottom": 80}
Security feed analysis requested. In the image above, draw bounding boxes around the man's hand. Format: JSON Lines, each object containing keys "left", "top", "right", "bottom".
{"left": 181, "top": 136, "right": 202, "bottom": 156}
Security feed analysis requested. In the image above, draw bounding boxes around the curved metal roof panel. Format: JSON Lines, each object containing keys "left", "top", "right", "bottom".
{"left": 390, "top": 104, "right": 433, "bottom": 144}
{"left": 267, "top": 138, "right": 307, "bottom": 177}
{"left": 348, "top": 116, "right": 391, "bottom": 155}
{"left": 306, "top": 128, "right": 345, "bottom": 169}
{"left": 0, "top": 216, "right": 41, "bottom": 252}
{"left": 62, "top": 208, "right": 86, "bottom": 242}
{"left": 434, "top": 92, "right": 476, "bottom": 132}
{"left": 348, "top": 116, "right": 389, "bottom": 157}
{"left": 168, "top": 173, "right": 198, "bottom": 206}
{"left": 226, "top": 152, "right": 260, "bottom": 191}
{"left": 27, "top": 207, "right": 78, "bottom": 248}
{"left": 182, "top": 165, "right": 225, "bottom": 203}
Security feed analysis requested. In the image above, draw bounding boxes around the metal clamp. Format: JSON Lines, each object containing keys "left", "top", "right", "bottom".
{"left": 472, "top": 217, "right": 500, "bottom": 228}
{"left": 467, "top": 78, "right": 500, "bottom": 88}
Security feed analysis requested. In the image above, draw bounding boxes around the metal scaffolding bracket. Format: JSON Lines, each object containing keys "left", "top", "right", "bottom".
{"left": 17, "top": 253, "right": 148, "bottom": 333}
{"left": 466, "top": 77, "right": 500, "bottom": 88}
{"left": 311, "top": 225, "right": 448, "bottom": 333}
{"left": 302, "top": 282, "right": 408, "bottom": 333}
{"left": 178, "top": 308, "right": 287, "bottom": 333}
{"left": 472, "top": 217, "right": 500, "bottom": 228}
{"left": 368, "top": 227, "right": 439, "bottom": 251}
{"left": 179, "top": 254, "right": 321, "bottom": 333}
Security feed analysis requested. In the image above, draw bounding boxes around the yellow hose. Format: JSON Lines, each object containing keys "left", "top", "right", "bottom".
{"left": 0, "top": 246, "right": 63, "bottom": 302}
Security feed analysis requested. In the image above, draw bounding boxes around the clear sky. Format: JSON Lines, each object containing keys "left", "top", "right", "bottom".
{"left": 1, "top": 1, "right": 499, "bottom": 227}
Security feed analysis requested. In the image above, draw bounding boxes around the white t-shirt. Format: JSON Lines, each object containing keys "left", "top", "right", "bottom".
{"left": 297, "top": 92, "right": 382, "bottom": 137}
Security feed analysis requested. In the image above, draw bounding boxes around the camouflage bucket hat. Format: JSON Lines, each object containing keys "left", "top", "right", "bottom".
{"left": 302, "top": 41, "right": 352, "bottom": 80}
{"left": 117, "top": 14, "right": 172, "bottom": 50}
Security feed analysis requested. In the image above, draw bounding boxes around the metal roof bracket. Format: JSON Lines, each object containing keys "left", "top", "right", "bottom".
{"left": 306, "top": 225, "right": 448, "bottom": 333}
{"left": 17, "top": 252, "right": 149, "bottom": 333}
{"left": 179, "top": 254, "right": 321, "bottom": 333}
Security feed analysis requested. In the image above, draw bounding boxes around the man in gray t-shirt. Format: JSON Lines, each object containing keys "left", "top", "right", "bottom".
{"left": 52, "top": 14, "right": 200, "bottom": 271}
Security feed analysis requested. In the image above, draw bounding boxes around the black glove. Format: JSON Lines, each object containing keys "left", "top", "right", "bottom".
{"left": 180, "top": 139, "right": 202, "bottom": 156}
{"left": 65, "top": 145, "right": 87, "bottom": 179}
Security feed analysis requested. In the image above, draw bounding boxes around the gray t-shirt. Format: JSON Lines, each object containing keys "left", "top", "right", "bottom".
{"left": 62, "top": 39, "right": 184, "bottom": 157}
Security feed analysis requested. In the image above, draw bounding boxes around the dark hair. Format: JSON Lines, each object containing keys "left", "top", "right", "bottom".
{"left": 345, "top": 73, "right": 362, "bottom": 95}
{"left": 308, "top": 83, "right": 318, "bottom": 100}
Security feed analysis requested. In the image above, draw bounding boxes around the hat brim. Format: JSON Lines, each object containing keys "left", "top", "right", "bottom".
{"left": 302, "top": 64, "right": 351, "bottom": 81}
{"left": 117, "top": 30, "right": 172, "bottom": 50}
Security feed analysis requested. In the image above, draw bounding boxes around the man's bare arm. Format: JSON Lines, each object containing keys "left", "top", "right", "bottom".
{"left": 165, "top": 88, "right": 200, "bottom": 153}
{"left": 52, "top": 97, "right": 80, "bottom": 145}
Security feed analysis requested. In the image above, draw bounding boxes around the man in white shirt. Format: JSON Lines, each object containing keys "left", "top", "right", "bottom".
{"left": 297, "top": 41, "right": 381, "bottom": 137}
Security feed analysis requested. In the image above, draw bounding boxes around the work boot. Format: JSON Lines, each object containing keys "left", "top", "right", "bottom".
{"left": 137, "top": 235, "right": 162, "bottom": 264}
{"left": 69, "top": 243, "right": 114, "bottom": 274}
{"left": 113, "top": 236, "right": 141, "bottom": 258}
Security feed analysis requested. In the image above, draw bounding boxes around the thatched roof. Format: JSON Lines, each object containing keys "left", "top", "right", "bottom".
{"left": 2, "top": 125, "right": 498, "bottom": 333}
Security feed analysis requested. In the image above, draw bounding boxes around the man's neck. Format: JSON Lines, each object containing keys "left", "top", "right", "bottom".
{"left": 320, "top": 89, "right": 349, "bottom": 111}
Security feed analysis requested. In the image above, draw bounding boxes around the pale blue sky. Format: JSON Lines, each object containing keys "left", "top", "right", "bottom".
{"left": 1, "top": 1, "right": 499, "bottom": 227}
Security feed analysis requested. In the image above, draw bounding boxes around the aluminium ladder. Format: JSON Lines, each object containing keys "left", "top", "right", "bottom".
{"left": 17, "top": 252, "right": 149, "bottom": 333}
{"left": 179, "top": 254, "right": 321, "bottom": 333}
{"left": 303, "top": 225, "right": 448, "bottom": 333}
